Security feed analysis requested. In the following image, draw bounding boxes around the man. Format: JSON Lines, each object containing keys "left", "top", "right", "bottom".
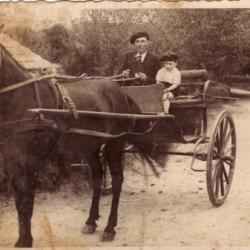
{"left": 120, "top": 31, "right": 160, "bottom": 85}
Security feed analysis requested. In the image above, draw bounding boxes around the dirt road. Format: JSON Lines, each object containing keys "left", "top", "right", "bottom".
{"left": 1, "top": 99, "right": 250, "bottom": 249}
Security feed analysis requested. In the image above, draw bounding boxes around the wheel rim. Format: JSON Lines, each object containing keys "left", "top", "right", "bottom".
{"left": 207, "top": 111, "right": 236, "bottom": 206}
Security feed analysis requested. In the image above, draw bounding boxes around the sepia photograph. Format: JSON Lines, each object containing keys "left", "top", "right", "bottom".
{"left": 0, "top": 1, "right": 250, "bottom": 248}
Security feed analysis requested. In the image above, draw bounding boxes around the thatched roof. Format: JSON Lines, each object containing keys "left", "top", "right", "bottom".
{"left": 0, "top": 33, "right": 62, "bottom": 73}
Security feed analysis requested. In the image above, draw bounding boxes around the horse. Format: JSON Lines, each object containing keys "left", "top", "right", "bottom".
{"left": 0, "top": 43, "right": 161, "bottom": 247}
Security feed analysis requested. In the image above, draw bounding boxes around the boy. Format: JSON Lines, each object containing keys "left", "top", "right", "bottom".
{"left": 156, "top": 52, "right": 181, "bottom": 114}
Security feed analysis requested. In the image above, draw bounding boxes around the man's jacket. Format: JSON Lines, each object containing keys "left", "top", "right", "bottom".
{"left": 120, "top": 52, "right": 160, "bottom": 85}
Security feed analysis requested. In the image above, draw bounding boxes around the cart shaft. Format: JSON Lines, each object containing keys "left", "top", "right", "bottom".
{"left": 28, "top": 108, "right": 175, "bottom": 120}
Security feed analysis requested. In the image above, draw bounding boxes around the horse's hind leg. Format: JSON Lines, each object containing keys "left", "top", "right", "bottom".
{"left": 102, "top": 142, "right": 124, "bottom": 241}
{"left": 82, "top": 150, "right": 103, "bottom": 234}
{"left": 12, "top": 173, "right": 37, "bottom": 248}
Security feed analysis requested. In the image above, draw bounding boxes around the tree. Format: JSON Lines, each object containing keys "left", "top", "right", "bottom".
{"left": 4, "top": 9, "right": 250, "bottom": 79}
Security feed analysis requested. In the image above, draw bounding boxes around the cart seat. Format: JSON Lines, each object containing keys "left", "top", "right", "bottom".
{"left": 121, "top": 83, "right": 164, "bottom": 113}
{"left": 121, "top": 70, "right": 208, "bottom": 112}
{"left": 171, "top": 95, "right": 204, "bottom": 106}
{"left": 171, "top": 69, "right": 208, "bottom": 108}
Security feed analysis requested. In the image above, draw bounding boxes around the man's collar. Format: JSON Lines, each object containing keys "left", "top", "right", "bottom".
{"left": 135, "top": 51, "right": 147, "bottom": 62}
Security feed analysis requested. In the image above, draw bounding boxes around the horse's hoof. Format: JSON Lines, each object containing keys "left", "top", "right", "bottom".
{"left": 81, "top": 224, "right": 97, "bottom": 234}
{"left": 15, "top": 237, "right": 33, "bottom": 248}
{"left": 101, "top": 231, "right": 116, "bottom": 242}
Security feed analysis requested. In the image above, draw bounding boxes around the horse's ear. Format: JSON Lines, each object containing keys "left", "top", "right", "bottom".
{"left": 0, "top": 24, "right": 5, "bottom": 33}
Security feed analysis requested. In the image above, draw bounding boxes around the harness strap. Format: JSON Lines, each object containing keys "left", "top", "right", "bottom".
{"left": 67, "top": 121, "right": 157, "bottom": 138}
{"left": 48, "top": 78, "right": 61, "bottom": 109}
{"left": 54, "top": 83, "right": 79, "bottom": 119}
{"left": 68, "top": 128, "right": 125, "bottom": 138}
{"left": 0, "top": 117, "right": 58, "bottom": 133}
{"left": 0, "top": 78, "right": 37, "bottom": 94}
{"left": 34, "top": 81, "right": 43, "bottom": 108}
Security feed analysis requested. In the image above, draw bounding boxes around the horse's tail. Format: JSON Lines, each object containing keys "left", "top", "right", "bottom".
{"left": 123, "top": 94, "right": 164, "bottom": 176}
{"left": 127, "top": 134, "right": 164, "bottom": 177}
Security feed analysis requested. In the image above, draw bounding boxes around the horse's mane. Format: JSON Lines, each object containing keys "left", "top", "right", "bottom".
{"left": 0, "top": 42, "right": 32, "bottom": 79}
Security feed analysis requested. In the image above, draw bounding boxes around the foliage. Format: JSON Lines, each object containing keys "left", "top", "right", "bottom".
{"left": 4, "top": 9, "right": 250, "bottom": 80}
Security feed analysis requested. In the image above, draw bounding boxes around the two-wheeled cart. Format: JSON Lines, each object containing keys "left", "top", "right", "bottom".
{"left": 30, "top": 70, "right": 236, "bottom": 206}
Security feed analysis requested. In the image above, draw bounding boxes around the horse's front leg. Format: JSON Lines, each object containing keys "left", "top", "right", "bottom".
{"left": 82, "top": 150, "right": 103, "bottom": 234}
{"left": 102, "top": 144, "right": 124, "bottom": 241}
{"left": 12, "top": 173, "right": 37, "bottom": 248}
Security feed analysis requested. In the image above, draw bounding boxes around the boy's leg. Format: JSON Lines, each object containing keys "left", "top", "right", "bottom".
{"left": 162, "top": 92, "right": 174, "bottom": 114}
{"left": 163, "top": 99, "right": 170, "bottom": 114}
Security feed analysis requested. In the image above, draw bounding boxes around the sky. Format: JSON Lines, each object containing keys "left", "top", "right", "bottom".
{"left": 0, "top": 1, "right": 250, "bottom": 31}
{"left": 0, "top": 2, "right": 84, "bottom": 30}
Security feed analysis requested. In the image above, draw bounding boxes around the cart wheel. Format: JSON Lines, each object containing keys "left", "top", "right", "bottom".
{"left": 206, "top": 110, "right": 236, "bottom": 207}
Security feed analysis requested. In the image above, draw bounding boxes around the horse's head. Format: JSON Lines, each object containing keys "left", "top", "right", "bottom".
{"left": 0, "top": 43, "right": 31, "bottom": 86}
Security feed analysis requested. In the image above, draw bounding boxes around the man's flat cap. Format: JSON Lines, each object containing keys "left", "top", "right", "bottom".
{"left": 160, "top": 52, "right": 178, "bottom": 62}
{"left": 130, "top": 32, "right": 150, "bottom": 44}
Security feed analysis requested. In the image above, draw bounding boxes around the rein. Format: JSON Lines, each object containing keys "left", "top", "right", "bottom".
{"left": 0, "top": 73, "right": 138, "bottom": 94}
{"left": 0, "top": 74, "right": 81, "bottom": 94}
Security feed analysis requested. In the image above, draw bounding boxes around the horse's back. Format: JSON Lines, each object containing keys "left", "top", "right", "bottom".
{"left": 62, "top": 79, "right": 130, "bottom": 114}
{"left": 57, "top": 78, "right": 131, "bottom": 156}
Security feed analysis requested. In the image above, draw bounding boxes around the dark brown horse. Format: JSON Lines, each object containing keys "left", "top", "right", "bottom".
{"left": 0, "top": 43, "right": 159, "bottom": 247}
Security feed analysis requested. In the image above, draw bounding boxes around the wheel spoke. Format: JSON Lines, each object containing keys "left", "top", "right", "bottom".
{"left": 212, "top": 145, "right": 220, "bottom": 159}
{"left": 223, "top": 158, "right": 234, "bottom": 168}
{"left": 219, "top": 118, "right": 225, "bottom": 142}
{"left": 215, "top": 121, "right": 228, "bottom": 154}
{"left": 223, "top": 144, "right": 236, "bottom": 155}
{"left": 221, "top": 164, "right": 229, "bottom": 184}
{"left": 221, "top": 127, "right": 233, "bottom": 154}
{"left": 220, "top": 168, "right": 225, "bottom": 196}
{"left": 215, "top": 133, "right": 222, "bottom": 153}
{"left": 215, "top": 172, "right": 220, "bottom": 197}
{"left": 213, "top": 147, "right": 218, "bottom": 154}
{"left": 211, "top": 159, "right": 220, "bottom": 171}
{"left": 223, "top": 155, "right": 234, "bottom": 162}
{"left": 221, "top": 117, "right": 229, "bottom": 142}
{"left": 212, "top": 160, "right": 221, "bottom": 188}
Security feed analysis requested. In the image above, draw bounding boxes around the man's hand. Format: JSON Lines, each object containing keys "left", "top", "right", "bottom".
{"left": 135, "top": 72, "right": 147, "bottom": 81}
{"left": 122, "top": 69, "right": 130, "bottom": 78}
